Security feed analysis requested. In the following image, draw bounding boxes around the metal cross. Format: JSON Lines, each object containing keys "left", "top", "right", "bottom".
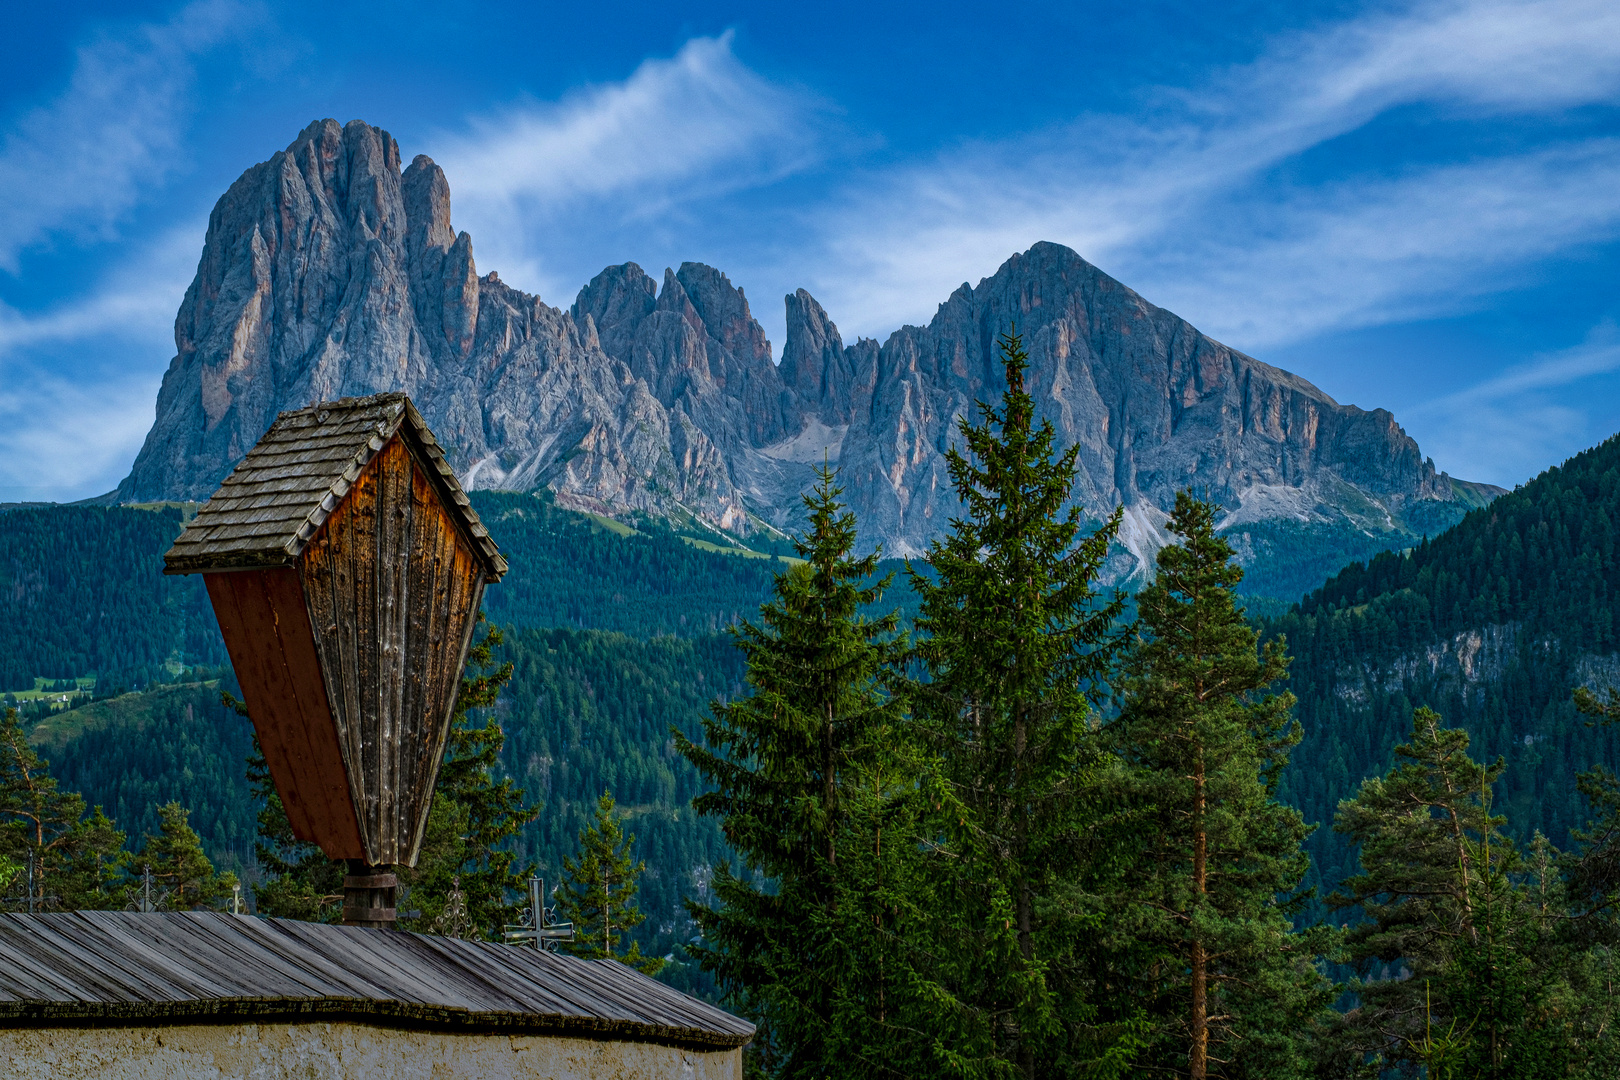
{"left": 502, "top": 876, "right": 574, "bottom": 951}
{"left": 128, "top": 865, "right": 171, "bottom": 913}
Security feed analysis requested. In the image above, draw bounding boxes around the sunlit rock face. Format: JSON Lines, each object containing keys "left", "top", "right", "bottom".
{"left": 120, "top": 120, "right": 1499, "bottom": 587}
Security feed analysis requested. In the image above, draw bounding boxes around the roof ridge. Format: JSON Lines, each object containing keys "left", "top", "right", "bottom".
{"left": 163, "top": 393, "right": 505, "bottom": 579}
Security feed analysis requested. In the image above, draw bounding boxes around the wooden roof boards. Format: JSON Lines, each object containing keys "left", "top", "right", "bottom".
{"left": 0, "top": 911, "right": 753, "bottom": 1050}
{"left": 163, "top": 393, "right": 505, "bottom": 581}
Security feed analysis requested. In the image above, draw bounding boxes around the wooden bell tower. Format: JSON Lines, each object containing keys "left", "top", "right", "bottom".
{"left": 165, "top": 393, "right": 506, "bottom": 928}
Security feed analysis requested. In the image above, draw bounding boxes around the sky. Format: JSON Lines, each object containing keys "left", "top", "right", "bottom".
{"left": 0, "top": 0, "right": 1617, "bottom": 502}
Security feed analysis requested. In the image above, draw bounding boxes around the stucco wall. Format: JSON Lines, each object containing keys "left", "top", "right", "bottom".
{"left": 0, "top": 1022, "right": 744, "bottom": 1080}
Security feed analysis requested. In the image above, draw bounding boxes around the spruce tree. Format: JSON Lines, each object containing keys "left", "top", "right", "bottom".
{"left": 679, "top": 466, "right": 923, "bottom": 1078}
{"left": 0, "top": 706, "right": 127, "bottom": 911}
{"left": 909, "top": 328, "right": 1129, "bottom": 1078}
{"left": 1109, "top": 493, "right": 1327, "bottom": 1079}
{"left": 134, "top": 800, "right": 238, "bottom": 910}
{"left": 1326, "top": 707, "right": 1586, "bottom": 1077}
{"left": 553, "top": 789, "right": 662, "bottom": 975}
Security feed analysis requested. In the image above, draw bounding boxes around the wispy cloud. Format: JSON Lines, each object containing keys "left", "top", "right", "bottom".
{"left": 0, "top": 368, "right": 161, "bottom": 502}
{"left": 432, "top": 33, "right": 832, "bottom": 300}
{"left": 802, "top": 0, "right": 1620, "bottom": 343}
{"left": 0, "top": 224, "right": 202, "bottom": 501}
{"left": 1403, "top": 322, "right": 1620, "bottom": 484}
{"left": 0, "top": 0, "right": 258, "bottom": 271}
{"left": 1145, "top": 141, "right": 1620, "bottom": 347}
{"left": 0, "top": 224, "right": 201, "bottom": 354}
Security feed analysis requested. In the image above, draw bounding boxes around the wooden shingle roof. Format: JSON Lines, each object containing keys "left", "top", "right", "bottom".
{"left": 0, "top": 911, "right": 752, "bottom": 1049}
{"left": 162, "top": 393, "right": 505, "bottom": 579}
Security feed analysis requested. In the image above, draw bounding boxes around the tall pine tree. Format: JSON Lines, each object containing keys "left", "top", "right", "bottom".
{"left": 679, "top": 466, "right": 924, "bottom": 1078}
{"left": 909, "top": 328, "right": 1129, "bottom": 1079}
{"left": 1108, "top": 493, "right": 1327, "bottom": 1079}
{"left": 554, "top": 789, "right": 662, "bottom": 975}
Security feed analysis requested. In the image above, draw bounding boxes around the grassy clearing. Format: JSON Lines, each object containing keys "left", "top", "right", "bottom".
{"left": 25, "top": 680, "right": 220, "bottom": 752}
{"left": 679, "top": 535, "right": 804, "bottom": 564}
{"left": 6, "top": 676, "right": 96, "bottom": 704}
{"left": 582, "top": 512, "right": 638, "bottom": 537}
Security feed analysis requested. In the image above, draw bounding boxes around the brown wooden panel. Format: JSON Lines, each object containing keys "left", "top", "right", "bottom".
{"left": 295, "top": 435, "right": 495, "bottom": 867}
{"left": 204, "top": 569, "right": 364, "bottom": 859}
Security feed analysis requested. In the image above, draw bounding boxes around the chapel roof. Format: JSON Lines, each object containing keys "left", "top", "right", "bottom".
{"left": 0, "top": 911, "right": 750, "bottom": 1048}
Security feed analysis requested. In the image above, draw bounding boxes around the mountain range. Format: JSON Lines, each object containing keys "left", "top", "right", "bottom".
{"left": 116, "top": 118, "right": 1501, "bottom": 591}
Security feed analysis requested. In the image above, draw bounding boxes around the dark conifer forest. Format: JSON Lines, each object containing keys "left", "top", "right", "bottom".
{"left": 0, "top": 504, "right": 226, "bottom": 692}
{"left": 1269, "top": 432, "right": 1620, "bottom": 917}
{"left": 7, "top": 400, "right": 1620, "bottom": 1075}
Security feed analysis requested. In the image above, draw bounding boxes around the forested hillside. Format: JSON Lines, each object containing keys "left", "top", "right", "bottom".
{"left": 470, "top": 490, "right": 787, "bottom": 636}
{"left": 30, "top": 682, "right": 258, "bottom": 874}
{"left": 493, "top": 627, "right": 746, "bottom": 963}
{"left": 0, "top": 505, "right": 226, "bottom": 691}
{"left": 1268, "top": 433, "right": 1620, "bottom": 909}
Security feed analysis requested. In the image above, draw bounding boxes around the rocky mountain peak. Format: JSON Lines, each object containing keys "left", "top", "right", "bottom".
{"left": 119, "top": 119, "right": 1501, "bottom": 595}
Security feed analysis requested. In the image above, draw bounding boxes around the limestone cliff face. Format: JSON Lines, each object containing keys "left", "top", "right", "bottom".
{"left": 822, "top": 241, "right": 1484, "bottom": 559}
{"left": 119, "top": 119, "right": 750, "bottom": 531}
{"left": 119, "top": 120, "right": 1499, "bottom": 579}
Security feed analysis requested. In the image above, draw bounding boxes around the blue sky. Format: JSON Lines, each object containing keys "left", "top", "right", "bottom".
{"left": 1, "top": 0, "right": 1618, "bottom": 502}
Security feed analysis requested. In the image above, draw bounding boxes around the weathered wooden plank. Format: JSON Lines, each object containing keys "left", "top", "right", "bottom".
{"left": 375, "top": 438, "right": 413, "bottom": 862}
{"left": 400, "top": 459, "right": 441, "bottom": 862}
{"left": 317, "top": 461, "right": 369, "bottom": 853}
{"left": 346, "top": 447, "right": 383, "bottom": 859}
{"left": 205, "top": 570, "right": 364, "bottom": 858}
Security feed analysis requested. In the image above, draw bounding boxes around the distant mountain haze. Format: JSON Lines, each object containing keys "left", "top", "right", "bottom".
{"left": 116, "top": 118, "right": 1501, "bottom": 585}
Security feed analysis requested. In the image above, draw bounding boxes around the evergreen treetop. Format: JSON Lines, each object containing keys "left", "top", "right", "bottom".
{"left": 134, "top": 800, "right": 237, "bottom": 911}
{"left": 1325, "top": 707, "right": 1608, "bottom": 1077}
{"left": 909, "top": 327, "right": 1129, "bottom": 1078}
{"left": 1110, "top": 492, "right": 1325, "bottom": 1079}
{"left": 680, "top": 466, "right": 929, "bottom": 1078}
{"left": 683, "top": 466, "right": 906, "bottom": 886}
{"left": 554, "top": 789, "right": 662, "bottom": 976}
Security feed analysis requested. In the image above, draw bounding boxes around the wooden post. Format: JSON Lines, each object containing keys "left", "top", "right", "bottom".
{"left": 343, "top": 863, "right": 399, "bottom": 929}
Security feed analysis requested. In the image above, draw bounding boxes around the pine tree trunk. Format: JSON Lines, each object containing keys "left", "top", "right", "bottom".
{"left": 1015, "top": 703, "right": 1034, "bottom": 1079}
{"left": 825, "top": 701, "right": 836, "bottom": 870}
{"left": 1190, "top": 749, "right": 1208, "bottom": 1080}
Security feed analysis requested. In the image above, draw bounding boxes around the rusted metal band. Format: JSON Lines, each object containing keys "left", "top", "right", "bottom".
{"left": 343, "top": 874, "right": 398, "bottom": 890}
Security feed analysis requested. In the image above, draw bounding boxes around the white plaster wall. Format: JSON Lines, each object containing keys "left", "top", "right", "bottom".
{"left": 0, "top": 1022, "right": 743, "bottom": 1080}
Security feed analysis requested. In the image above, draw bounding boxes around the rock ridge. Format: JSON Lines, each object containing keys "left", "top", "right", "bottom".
{"left": 118, "top": 119, "right": 1503, "bottom": 584}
